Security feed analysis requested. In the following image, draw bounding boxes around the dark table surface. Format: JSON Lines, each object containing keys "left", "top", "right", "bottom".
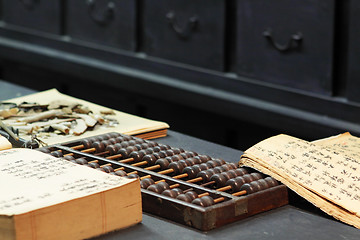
{"left": 1, "top": 80, "right": 359, "bottom": 239}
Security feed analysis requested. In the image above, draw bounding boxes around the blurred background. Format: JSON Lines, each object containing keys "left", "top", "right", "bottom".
{"left": 0, "top": 0, "right": 359, "bottom": 150}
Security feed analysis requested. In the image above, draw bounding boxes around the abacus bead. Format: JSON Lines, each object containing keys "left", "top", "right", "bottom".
{"left": 147, "top": 182, "right": 169, "bottom": 194}
{"left": 135, "top": 138, "right": 146, "bottom": 144}
{"left": 162, "top": 189, "right": 180, "bottom": 198}
{"left": 235, "top": 168, "right": 248, "bottom": 176}
{"left": 227, "top": 177, "right": 247, "bottom": 193}
{"left": 165, "top": 149, "right": 175, "bottom": 156}
{"left": 197, "top": 169, "right": 214, "bottom": 182}
{"left": 92, "top": 141, "right": 105, "bottom": 152}
{"left": 250, "top": 172, "right": 264, "bottom": 181}
{"left": 188, "top": 157, "right": 202, "bottom": 165}
{"left": 75, "top": 158, "right": 88, "bottom": 165}
{"left": 176, "top": 194, "right": 193, "bottom": 203}
{"left": 88, "top": 162, "right": 100, "bottom": 168}
{"left": 257, "top": 179, "right": 269, "bottom": 190}
{"left": 168, "top": 162, "right": 184, "bottom": 174}
{"left": 102, "top": 165, "right": 114, "bottom": 173}
{"left": 240, "top": 181, "right": 261, "bottom": 194}
{"left": 116, "top": 136, "right": 125, "bottom": 143}
{"left": 113, "top": 170, "right": 127, "bottom": 177}
{"left": 210, "top": 174, "right": 229, "bottom": 188}
{"left": 242, "top": 174, "right": 255, "bottom": 183}
{"left": 63, "top": 155, "right": 75, "bottom": 161}
{"left": 127, "top": 173, "right": 140, "bottom": 179}
{"left": 182, "top": 166, "right": 198, "bottom": 179}
{"left": 96, "top": 167, "right": 106, "bottom": 172}
{"left": 143, "top": 148, "right": 155, "bottom": 154}
{"left": 185, "top": 191, "right": 198, "bottom": 201}
{"left": 147, "top": 142, "right": 157, "bottom": 148}
{"left": 172, "top": 188, "right": 184, "bottom": 196}
{"left": 143, "top": 154, "right": 157, "bottom": 165}
{"left": 128, "top": 140, "right": 137, "bottom": 146}
{"left": 109, "top": 132, "right": 121, "bottom": 139}
{"left": 158, "top": 150, "right": 168, "bottom": 158}
{"left": 156, "top": 158, "right": 171, "bottom": 169}
{"left": 192, "top": 196, "right": 215, "bottom": 207}
{"left": 225, "top": 169, "right": 238, "bottom": 179}
{"left": 51, "top": 151, "right": 63, "bottom": 158}
{"left": 37, "top": 148, "right": 51, "bottom": 153}
{"left": 129, "top": 151, "right": 145, "bottom": 162}
{"left": 120, "top": 142, "right": 130, "bottom": 148}
{"left": 81, "top": 139, "right": 92, "bottom": 149}
{"left": 197, "top": 155, "right": 211, "bottom": 162}
{"left": 106, "top": 145, "right": 117, "bottom": 155}
{"left": 205, "top": 160, "right": 220, "bottom": 168}
{"left": 264, "top": 177, "right": 279, "bottom": 187}
{"left": 140, "top": 178, "right": 155, "bottom": 188}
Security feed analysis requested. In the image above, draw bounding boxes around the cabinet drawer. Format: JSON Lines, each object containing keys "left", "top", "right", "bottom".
{"left": 142, "top": 0, "right": 225, "bottom": 71}
{"left": 66, "top": 0, "right": 136, "bottom": 51}
{"left": 2, "top": 0, "right": 61, "bottom": 34}
{"left": 236, "top": 0, "right": 335, "bottom": 95}
{"left": 345, "top": 0, "right": 360, "bottom": 102}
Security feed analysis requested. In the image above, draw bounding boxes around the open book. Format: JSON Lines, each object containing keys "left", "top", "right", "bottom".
{"left": 0, "top": 136, "right": 142, "bottom": 240}
{"left": 239, "top": 132, "right": 360, "bottom": 229}
{"left": 2, "top": 89, "right": 169, "bottom": 145}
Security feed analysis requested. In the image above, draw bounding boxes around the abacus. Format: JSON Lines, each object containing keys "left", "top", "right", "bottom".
{"left": 37, "top": 132, "right": 288, "bottom": 231}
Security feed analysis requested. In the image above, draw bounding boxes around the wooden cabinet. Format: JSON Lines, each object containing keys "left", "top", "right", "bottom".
{"left": 236, "top": 0, "right": 335, "bottom": 95}
{"left": 2, "top": 0, "right": 62, "bottom": 34}
{"left": 142, "top": 0, "right": 226, "bottom": 71}
{"left": 0, "top": 1, "right": 358, "bottom": 145}
{"left": 66, "top": 0, "right": 137, "bottom": 51}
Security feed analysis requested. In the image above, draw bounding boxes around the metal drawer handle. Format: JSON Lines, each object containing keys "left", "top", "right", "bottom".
{"left": 18, "top": 0, "right": 38, "bottom": 10}
{"left": 166, "top": 11, "right": 198, "bottom": 39}
{"left": 263, "top": 28, "right": 303, "bottom": 52}
{"left": 86, "top": 0, "right": 115, "bottom": 25}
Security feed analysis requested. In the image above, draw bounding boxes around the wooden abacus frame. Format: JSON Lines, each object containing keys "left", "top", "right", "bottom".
{"left": 40, "top": 133, "right": 288, "bottom": 231}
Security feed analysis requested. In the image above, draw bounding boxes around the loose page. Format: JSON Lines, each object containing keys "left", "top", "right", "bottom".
{"left": 0, "top": 148, "right": 135, "bottom": 215}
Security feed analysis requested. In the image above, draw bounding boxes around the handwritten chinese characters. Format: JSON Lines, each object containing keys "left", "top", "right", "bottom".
{"left": 245, "top": 134, "right": 360, "bottom": 216}
{"left": 0, "top": 148, "right": 133, "bottom": 215}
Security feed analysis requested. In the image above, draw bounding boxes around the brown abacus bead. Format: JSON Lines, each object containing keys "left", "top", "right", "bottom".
{"left": 75, "top": 158, "right": 88, "bottom": 165}
{"left": 143, "top": 154, "right": 158, "bottom": 165}
{"left": 50, "top": 150, "right": 63, "bottom": 158}
{"left": 140, "top": 178, "right": 155, "bottom": 189}
{"left": 155, "top": 157, "right": 172, "bottom": 169}
{"left": 101, "top": 165, "right": 114, "bottom": 173}
{"left": 240, "top": 181, "right": 262, "bottom": 194}
{"left": 234, "top": 168, "right": 249, "bottom": 176}
{"left": 118, "top": 146, "right": 138, "bottom": 158}
{"left": 105, "top": 143, "right": 121, "bottom": 155}
{"left": 264, "top": 177, "right": 279, "bottom": 187}
{"left": 197, "top": 168, "right": 222, "bottom": 183}
{"left": 111, "top": 169, "right": 127, "bottom": 177}
{"left": 92, "top": 141, "right": 107, "bottom": 152}
{"left": 147, "top": 181, "right": 170, "bottom": 194}
{"left": 192, "top": 196, "right": 215, "bottom": 207}
{"left": 63, "top": 155, "right": 75, "bottom": 161}
{"left": 80, "top": 139, "right": 93, "bottom": 149}
{"left": 37, "top": 148, "right": 51, "bottom": 153}
{"left": 127, "top": 173, "right": 140, "bottom": 179}
{"left": 182, "top": 163, "right": 210, "bottom": 179}
{"left": 129, "top": 151, "right": 146, "bottom": 162}
{"left": 88, "top": 162, "right": 100, "bottom": 168}
{"left": 210, "top": 172, "right": 232, "bottom": 188}
{"left": 176, "top": 191, "right": 198, "bottom": 202}
{"left": 225, "top": 172, "right": 263, "bottom": 193}
{"left": 194, "top": 155, "right": 212, "bottom": 163}
{"left": 162, "top": 188, "right": 183, "bottom": 198}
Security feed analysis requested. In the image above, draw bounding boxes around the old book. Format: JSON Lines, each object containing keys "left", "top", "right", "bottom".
{"left": 3, "top": 89, "right": 169, "bottom": 145}
{"left": 0, "top": 148, "right": 142, "bottom": 240}
{"left": 239, "top": 132, "right": 360, "bottom": 229}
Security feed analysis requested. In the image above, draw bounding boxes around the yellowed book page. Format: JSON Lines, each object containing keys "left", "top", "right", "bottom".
{"left": 241, "top": 134, "right": 360, "bottom": 217}
{"left": 4, "top": 89, "right": 169, "bottom": 145}
{"left": 240, "top": 156, "right": 360, "bottom": 229}
{"left": 0, "top": 136, "right": 11, "bottom": 150}
{"left": 0, "top": 148, "right": 136, "bottom": 215}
